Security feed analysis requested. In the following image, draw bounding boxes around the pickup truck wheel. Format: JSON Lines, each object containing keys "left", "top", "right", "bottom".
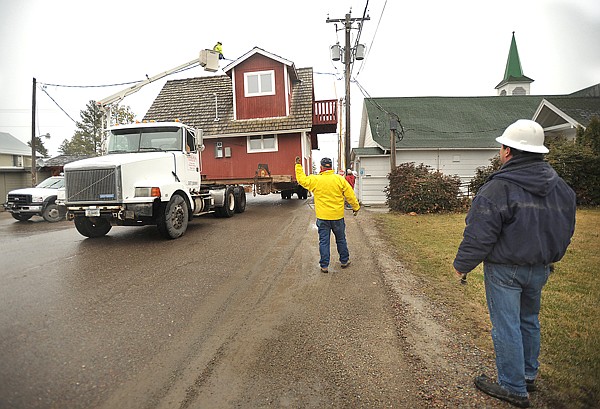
{"left": 234, "top": 186, "right": 246, "bottom": 213}
{"left": 74, "top": 216, "right": 112, "bottom": 238}
{"left": 42, "top": 203, "right": 65, "bottom": 222}
{"left": 157, "top": 194, "right": 189, "bottom": 239}
{"left": 11, "top": 213, "right": 33, "bottom": 221}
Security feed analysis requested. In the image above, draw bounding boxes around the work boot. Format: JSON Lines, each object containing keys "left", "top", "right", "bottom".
{"left": 341, "top": 261, "right": 351, "bottom": 269}
{"left": 474, "top": 375, "right": 530, "bottom": 408}
{"left": 526, "top": 379, "right": 536, "bottom": 392}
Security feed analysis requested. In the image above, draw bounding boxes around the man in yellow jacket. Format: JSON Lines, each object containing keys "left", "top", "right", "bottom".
{"left": 295, "top": 156, "right": 360, "bottom": 273}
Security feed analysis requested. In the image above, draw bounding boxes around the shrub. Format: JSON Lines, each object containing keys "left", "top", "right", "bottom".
{"left": 469, "top": 155, "right": 501, "bottom": 196}
{"left": 385, "top": 162, "right": 467, "bottom": 213}
{"left": 547, "top": 136, "right": 600, "bottom": 206}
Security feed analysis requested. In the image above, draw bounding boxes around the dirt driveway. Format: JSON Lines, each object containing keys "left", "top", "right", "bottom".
{"left": 1, "top": 197, "right": 548, "bottom": 408}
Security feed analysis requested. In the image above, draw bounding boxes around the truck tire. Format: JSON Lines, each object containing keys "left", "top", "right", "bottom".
{"left": 215, "top": 187, "right": 235, "bottom": 218}
{"left": 157, "top": 194, "right": 189, "bottom": 239}
{"left": 11, "top": 213, "right": 33, "bottom": 221}
{"left": 234, "top": 186, "right": 246, "bottom": 213}
{"left": 42, "top": 203, "right": 65, "bottom": 223}
{"left": 74, "top": 216, "right": 112, "bottom": 238}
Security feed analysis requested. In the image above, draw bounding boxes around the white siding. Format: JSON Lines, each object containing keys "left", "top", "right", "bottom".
{"left": 355, "top": 149, "right": 498, "bottom": 205}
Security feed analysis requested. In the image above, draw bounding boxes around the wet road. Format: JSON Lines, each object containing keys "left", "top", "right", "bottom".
{"left": 0, "top": 195, "right": 316, "bottom": 408}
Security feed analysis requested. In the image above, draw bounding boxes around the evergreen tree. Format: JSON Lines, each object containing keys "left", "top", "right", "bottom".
{"left": 59, "top": 101, "right": 135, "bottom": 155}
{"left": 27, "top": 134, "right": 49, "bottom": 157}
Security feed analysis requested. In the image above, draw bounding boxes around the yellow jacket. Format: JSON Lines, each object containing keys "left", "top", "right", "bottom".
{"left": 295, "top": 164, "right": 360, "bottom": 220}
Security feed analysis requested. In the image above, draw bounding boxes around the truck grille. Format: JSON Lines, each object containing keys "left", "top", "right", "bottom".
{"left": 65, "top": 168, "right": 121, "bottom": 203}
{"left": 8, "top": 194, "right": 33, "bottom": 203}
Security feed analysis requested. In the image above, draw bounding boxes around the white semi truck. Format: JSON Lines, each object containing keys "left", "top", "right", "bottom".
{"left": 62, "top": 121, "right": 245, "bottom": 239}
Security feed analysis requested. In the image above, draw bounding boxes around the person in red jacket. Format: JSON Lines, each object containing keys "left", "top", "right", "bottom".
{"left": 345, "top": 169, "right": 356, "bottom": 188}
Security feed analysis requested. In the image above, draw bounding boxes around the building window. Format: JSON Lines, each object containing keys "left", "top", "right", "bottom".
{"left": 247, "top": 135, "right": 278, "bottom": 153}
{"left": 13, "top": 155, "right": 23, "bottom": 167}
{"left": 244, "top": 70, "right": 275, "bottom": 97}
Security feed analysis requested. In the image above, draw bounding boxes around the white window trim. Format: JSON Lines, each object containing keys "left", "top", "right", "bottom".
{"left": 247, "top": 134, "right": 278, "bottom": 153}
{"left": 244, "top": 70, "right": 275, "bottom": 97}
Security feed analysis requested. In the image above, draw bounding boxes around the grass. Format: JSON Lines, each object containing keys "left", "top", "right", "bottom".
{"left": 374, "top": 208, "right": 600, "bottom": 408}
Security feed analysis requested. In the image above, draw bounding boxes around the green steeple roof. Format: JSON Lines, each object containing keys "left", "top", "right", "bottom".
{"left": 496, "top": 32, "right": 534, "bottom": 89}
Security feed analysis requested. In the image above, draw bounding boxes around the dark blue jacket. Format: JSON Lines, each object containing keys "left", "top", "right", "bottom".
{"left": 454, "top": 155, "right": 576, "bottom": 273}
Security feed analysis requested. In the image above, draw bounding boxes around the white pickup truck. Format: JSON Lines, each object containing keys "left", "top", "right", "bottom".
{"left": 3, "top": 175, "right": 66, "bottom": 222}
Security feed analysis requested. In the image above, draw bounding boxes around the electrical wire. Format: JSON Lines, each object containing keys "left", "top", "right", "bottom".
{"left": 356, "top": 0, "right": 387, "bottom": 77}
{"left": 38, "top": 85, "right": 77, "bottom": 123}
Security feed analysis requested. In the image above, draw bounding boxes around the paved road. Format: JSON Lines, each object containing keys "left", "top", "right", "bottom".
{"left": 0, "top": 196, "right": 426, "bottom": 409}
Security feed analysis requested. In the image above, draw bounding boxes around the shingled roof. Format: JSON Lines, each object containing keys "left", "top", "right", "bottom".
{"left": 362, "top": 95, "right": 547, "bottom": 150}
{"left": 144, "top": 67, "right": 314, "bottom": 137}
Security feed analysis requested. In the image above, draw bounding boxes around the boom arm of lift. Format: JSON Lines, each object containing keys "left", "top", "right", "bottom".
{"left": 97, "top": 49, "right": 220, "bottom": 127}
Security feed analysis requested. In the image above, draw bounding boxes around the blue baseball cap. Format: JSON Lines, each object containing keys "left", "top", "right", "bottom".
{"left": 320, "top": 157, "right": 332, "bottom": 168}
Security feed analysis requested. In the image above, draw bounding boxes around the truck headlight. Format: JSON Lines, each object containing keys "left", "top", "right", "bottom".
{"left": 32, "top": 195, "right": 44, "bottom": 203}
{"left": 135, "top": 187, "right": 161, "bottom": 197}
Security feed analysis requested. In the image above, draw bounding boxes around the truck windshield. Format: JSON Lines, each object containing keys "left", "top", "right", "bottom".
{"left": 36, "top": 177, "right": 64, "bottom": 189}
{"left": 107, "top": 127, "right": 183, "bottom": 153}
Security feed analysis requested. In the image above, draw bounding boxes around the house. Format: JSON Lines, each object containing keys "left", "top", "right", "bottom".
{"left": 144, "top": 47, "right": 337, "bottom": 183}
{"left": 0, "top": 132, "right": 35, "bottom": 205}
{"left": 353, "top": 33, "right": 600, "bottom": 205}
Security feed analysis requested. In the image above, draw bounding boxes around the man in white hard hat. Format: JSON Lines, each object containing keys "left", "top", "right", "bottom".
{"left": 453, "top": 119, "right": 576, "bottom": 408}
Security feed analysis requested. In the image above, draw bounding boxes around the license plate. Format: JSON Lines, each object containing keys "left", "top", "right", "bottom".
{"left": 85, "top": 209, "right": 101, "bottom": 217}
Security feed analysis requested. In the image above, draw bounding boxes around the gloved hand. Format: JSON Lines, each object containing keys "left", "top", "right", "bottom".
{"left": 353, "top": 208, "right": 359, "bottom": 217}
{"left": 295, "top": 156, "right": 301, "bottom": 164}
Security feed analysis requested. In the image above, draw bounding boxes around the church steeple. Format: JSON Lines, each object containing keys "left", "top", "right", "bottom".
{"left": 495, "top": 32, "right": 534, "bottom": 96}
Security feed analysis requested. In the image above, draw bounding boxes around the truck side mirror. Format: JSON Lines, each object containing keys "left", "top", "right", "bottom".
{"left": 195, "top": 129, "right": 205, "bottom": 152}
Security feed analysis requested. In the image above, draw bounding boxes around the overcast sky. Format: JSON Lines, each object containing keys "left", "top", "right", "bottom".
{"left": 1, "top": 0, "right": 599, "bottom": 162}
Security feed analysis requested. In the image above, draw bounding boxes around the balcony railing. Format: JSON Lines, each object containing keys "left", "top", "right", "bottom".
{"left": 313, "top": 99, "right": 337, "bottom": 126}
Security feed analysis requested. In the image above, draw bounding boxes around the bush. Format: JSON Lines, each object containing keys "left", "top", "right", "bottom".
{"left": 547, "top": 136, "right": 600, "bottom": 206}
{"left": 469, "top": 155, "right": 501, "bottom": 196}
{"left": 385, "top": 162, "right": 467, "bottom": 213}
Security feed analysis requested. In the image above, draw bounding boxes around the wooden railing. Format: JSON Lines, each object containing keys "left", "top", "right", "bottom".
{"left": 313, "top": 99, "right": 338, "bottom": 125}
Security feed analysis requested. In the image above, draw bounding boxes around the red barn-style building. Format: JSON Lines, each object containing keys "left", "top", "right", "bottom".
{"left": 144, "top": 47, "right": 337, "bottom": 193}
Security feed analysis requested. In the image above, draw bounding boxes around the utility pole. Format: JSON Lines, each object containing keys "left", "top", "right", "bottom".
{"left": 327, "top": 10, "right": 369, "bottom": 171}
{"left": 31, "top": 77, "right": 37, "bottom": 186}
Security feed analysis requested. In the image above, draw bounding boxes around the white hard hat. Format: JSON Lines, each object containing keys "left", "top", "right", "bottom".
{"left": 495, "top": 119, "right": 549, "bottom": 153}
{"left": 347, "top": 169, "right": 352, "bottom": 173}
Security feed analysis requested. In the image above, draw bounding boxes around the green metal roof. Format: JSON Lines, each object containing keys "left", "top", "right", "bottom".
{"left": 364, "top": 95, "right": 546, "bottom": 149}
{"left": 545, "top": 97, "right": 600, "bottom": 125}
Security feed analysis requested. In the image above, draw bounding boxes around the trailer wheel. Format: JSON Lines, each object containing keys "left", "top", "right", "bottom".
{"left": 297, "top": 187, "right": 308, "bottom": 200}
{"left": 234, "top": 186, "right": 246, "bottom": 213}
{"left": 42, "top": 203, "right": 65, "bottom": 222}
{"left": 157, "top": 194, "right": 189, "bottom": 239}
{"left": 74, "top": 216, "right": 112, "bottom": 238}
{"left": 11, "top": 213, "right": 33, "bottom": 221}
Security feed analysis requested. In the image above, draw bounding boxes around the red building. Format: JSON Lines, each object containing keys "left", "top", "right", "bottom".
{"left": 144, "top": 47, "right": 337, "bottom": 184}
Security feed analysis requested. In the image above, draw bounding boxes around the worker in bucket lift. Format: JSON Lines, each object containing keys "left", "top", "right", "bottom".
{"left": 213, "top": 42, "right": 224, "bottom": 60}
{"left": 295, "top": 156, "right": 360, "bottom": 274}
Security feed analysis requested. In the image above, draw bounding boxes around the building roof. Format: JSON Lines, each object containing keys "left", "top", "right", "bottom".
{"left": 223, "top": 47, "right": 299, "bottom": 82}
{"left": 41, "top": 155, "right": 93, "bottom": 167}
{"left": 144, "top": 67, "right": 314, "bottom": 137}
{"left": 543, "top": 96, "right": 600, "bottom": 126}
{"left": 0, "top": 132, "right": 31, "bottom": 155}
{"left": 362, "top": 95, "right": 547, "bottom": 150}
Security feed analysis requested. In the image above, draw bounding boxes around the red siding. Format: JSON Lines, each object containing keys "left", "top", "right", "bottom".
{"left": 234, "top": 55, "right": 287, "bottom": 119}
{"left": 200, "top": 134, "right": 302, "bottom": 180}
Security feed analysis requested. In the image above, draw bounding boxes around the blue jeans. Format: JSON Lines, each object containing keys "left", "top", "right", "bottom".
{"left": 316, "top": 218, "right": 349, "bottom": 269}
{"left": 484, "top": 262, "right": 551, "bottom": 396}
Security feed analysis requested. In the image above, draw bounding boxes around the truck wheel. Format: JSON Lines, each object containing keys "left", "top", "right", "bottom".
{"left": 234, "top": 186, "right": 246, "bottom": 213}
{"left": 215, "top": 187, "right": 235, "bottom": 218}
{"left": 297, "top": 187, "right": 308, "bottom": 200}
{"left": 42, "top": 203, "right": 65, "bottom": 222}
{"left": 157, "top": 194, "right": 189, "bottom": 239}
{"left": 11, "top": 213, "right": 33, "bottom": 221}
{"left": 74, "top": 216, "right": 112, "bottom": 238}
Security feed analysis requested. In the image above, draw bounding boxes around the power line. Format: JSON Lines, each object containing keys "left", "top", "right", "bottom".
{"left": 39, "top": 85, "right": 77, "bottom": 123}
{"left": 356, "top": 0, "right": 387, "bottom": 77}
